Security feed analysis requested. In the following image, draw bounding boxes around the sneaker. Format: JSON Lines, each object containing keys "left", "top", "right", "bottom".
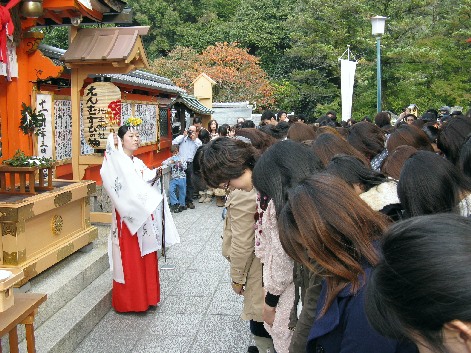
{"left": 186, "top": 202, "right": 195, "bottom": 209}
{"left": 180, "top": 204, "right": 187, "bottom": 211}
{"left": 203, "top": 196, "right": 212, "bottom": 203}
{"left": 171, "top": 205, "right": 180, "bottom": 213}
{"left": 198, "top": 194, "right": 206, "bottom": 203}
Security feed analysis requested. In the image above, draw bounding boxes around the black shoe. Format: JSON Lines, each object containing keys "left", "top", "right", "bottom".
{"left": 180, "top": 204, "right": 187, "bottom": 211}
{"left": 171, "top": 205, "right": 181, "bottom": 213}
{"left": 186, "top": 202, "right": 195, "bottom": 209}
{"left": 247, "top": 346, "right": 259, "bottom": 353}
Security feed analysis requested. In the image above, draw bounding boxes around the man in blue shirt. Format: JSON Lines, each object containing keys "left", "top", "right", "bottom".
{"left": 172, "top": 125, "right": 202, "bottom": 209}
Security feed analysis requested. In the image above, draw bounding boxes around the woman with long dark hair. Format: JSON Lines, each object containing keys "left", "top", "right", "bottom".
{"left": 459, "top": 134, "right": 471, "bottom": 178}
{"left": 386, "top": 124, "right": 434, "bottom": 153}
{"left": 397, "top": 151, "right": 471, "bottom": 217}
{"left": 208, "top": 119, "right": 219, "bottom": 139}
{"left": 347, "top": 121, "right": 386, "bottom": 167}
{"left": 310, "top": 132, "right": 369, "bottom": 167}
{"left": 366, "top": 214, "right": 471, "bottom": 353}
{"left": 252, "top": 140, "right": 323, "bottom": 353}
{"left": 278, "top": 174, "right": 417, "bottom": 353}
{"left": 437, "top": 115, "right": 471, "bottom": 165}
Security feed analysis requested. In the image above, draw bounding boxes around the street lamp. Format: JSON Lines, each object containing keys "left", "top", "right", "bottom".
{"left": 370, "top": 16, "right": 387, "bottom": 113}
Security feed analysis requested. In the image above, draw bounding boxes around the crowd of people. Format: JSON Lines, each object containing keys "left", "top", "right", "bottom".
{"left": 100, "top": 106, "right": 471, "bottom": 353}
{"left": 195, "top": 107, "right": 471, "bottom": 353}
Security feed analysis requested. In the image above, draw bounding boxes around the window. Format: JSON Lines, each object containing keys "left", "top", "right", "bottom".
{"left": 159, "top": 108, "right": 169, "bottom": 137}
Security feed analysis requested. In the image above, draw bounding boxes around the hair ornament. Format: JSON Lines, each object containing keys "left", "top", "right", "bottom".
{"left": 123, "top": 117, "right": 143, "bottom": 127}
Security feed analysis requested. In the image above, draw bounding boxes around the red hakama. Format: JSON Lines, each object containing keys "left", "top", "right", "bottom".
{"left": 112, "top": 212, "right": 160, "bottom": 312}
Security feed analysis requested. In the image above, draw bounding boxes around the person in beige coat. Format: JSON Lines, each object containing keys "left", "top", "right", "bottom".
{"left": 201, "top": 137, "right": 275, "bottom": 353}
{"left": 222, "top": 188, "right": 263, "bottom": 320}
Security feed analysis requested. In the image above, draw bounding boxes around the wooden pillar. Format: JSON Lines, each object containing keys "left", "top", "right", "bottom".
{"left": 71, "top": 69, "right": 87, "bottom": 180}
{"left": 4, "top": 60, "right": 32, "bottom": 159}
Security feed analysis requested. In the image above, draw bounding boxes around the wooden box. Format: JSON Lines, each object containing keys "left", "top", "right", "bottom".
{"left": 0, "top": 268, "right": 24, "bottom": 312}
{"left": 0, "top": 165, "right": 54, "bottom": 195}
{"left": 0, "top": 180, "right": 98, "bottom": 285}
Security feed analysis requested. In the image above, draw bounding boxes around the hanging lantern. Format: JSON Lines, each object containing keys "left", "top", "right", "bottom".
{"left": 82, "top": 81, "right": 122, "bottom": 150}
{"left": 21, "top": 0, "right": 43, "bottom": 18}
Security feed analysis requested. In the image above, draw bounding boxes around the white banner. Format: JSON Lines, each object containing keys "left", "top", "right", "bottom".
{"left": 36, "top": 92, "right": 54, "bottom": 158}
{"left": 340, "top": 59, "right": 357, "bottom": 121}
{"left": 0, "top": 41, "right": 18, "bottom": 79}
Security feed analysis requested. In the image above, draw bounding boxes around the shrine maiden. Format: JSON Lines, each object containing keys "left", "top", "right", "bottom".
{"left": 100, "top": 119, "right": 180, "bottom": 312}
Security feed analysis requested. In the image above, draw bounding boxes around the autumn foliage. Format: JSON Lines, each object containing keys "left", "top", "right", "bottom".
{"left": 151, "top": 42, "right": 275, "bottom": 108}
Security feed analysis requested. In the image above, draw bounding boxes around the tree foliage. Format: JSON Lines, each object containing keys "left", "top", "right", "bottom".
{"left": 38, "top": 0, "right": 471, "bottom": 120}
{"left": 284, "top": 0, "right": 471, "bottom": 118}
{"left": 39, "top": 26, "right": 69, "bottom": 49}
{"left": 151, "top": 42, "right": 275, "bottom": 108}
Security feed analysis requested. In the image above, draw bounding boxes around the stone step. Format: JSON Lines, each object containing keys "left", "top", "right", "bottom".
{"left": 28, "top": 242, "right": 109, "bottom": 328}
{"left": 19, "top": 270, "right": 113, "bottom": 353}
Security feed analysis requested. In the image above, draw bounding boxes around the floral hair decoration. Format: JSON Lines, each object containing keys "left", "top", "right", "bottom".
{"left": 123, "top": 117, "right": 143, "bottom": 128}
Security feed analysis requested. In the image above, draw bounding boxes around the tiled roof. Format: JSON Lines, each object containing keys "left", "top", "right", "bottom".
{"left": 90, "top": 73, "right": 185, "bottom": 95}
{"left": 173, "top": 93, "right": 214, "bottom": 115}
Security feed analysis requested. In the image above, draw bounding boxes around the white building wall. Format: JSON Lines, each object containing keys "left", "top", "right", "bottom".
{"left": 211, "top": 102, "right": 260, "bottom": 126}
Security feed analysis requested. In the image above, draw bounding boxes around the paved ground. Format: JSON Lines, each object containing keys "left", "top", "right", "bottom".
{"left": 74, "top": 200, "right": 253, "bottom": 353}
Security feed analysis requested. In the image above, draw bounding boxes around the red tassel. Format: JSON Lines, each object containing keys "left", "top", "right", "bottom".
{"left": 0, "top": 0, "right": 21, "bottom": 63}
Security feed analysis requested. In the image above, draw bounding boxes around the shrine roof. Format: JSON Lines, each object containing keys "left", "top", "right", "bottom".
{"left": 39, "top": 44, "right": 185, "bottom": 95}
{"left": 62, "top": 26, "right": 149, "bottom": 67}
{"left": 173, "top": 93, "right": 214, "bottom": 115}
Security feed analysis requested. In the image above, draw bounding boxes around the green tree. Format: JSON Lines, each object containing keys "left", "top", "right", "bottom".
{"left": 126, "top": 0, "right": 241, "bottom": 58}
{"left": 281, "top": 0, "right": 372, "bottom": 118}
{"left": 223, "top": 0, "right": 294, "bottom": 76}
{"left": 39, "top": 26, "right": 69, "bottom": 49}
{"left": 126, "top": 0, "right": 184, "bottom": 57}
{"left": 281, "top": 0, "right": 471, "bottom": 119}
{"left": 380, "top": 0, "right": 471, "bottom": 113}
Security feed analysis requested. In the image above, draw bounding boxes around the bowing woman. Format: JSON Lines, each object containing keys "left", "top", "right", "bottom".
{"left": 278, "top": 174, "right": 418, "bottom": 353}
{"left": 100, "top": 120, "right": 180, "bottom": 313}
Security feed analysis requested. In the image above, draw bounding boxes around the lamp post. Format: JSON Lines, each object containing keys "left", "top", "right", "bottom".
{"left": 370, "top": 16, "right": 387, "bottom": 113}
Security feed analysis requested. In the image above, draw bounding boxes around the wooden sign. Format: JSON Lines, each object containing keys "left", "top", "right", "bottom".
{"left": 35, "top": 92, "right": 54, "bottom": 159}
{"left": 82, "top": 82, "right": 121, "bottom": 149}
